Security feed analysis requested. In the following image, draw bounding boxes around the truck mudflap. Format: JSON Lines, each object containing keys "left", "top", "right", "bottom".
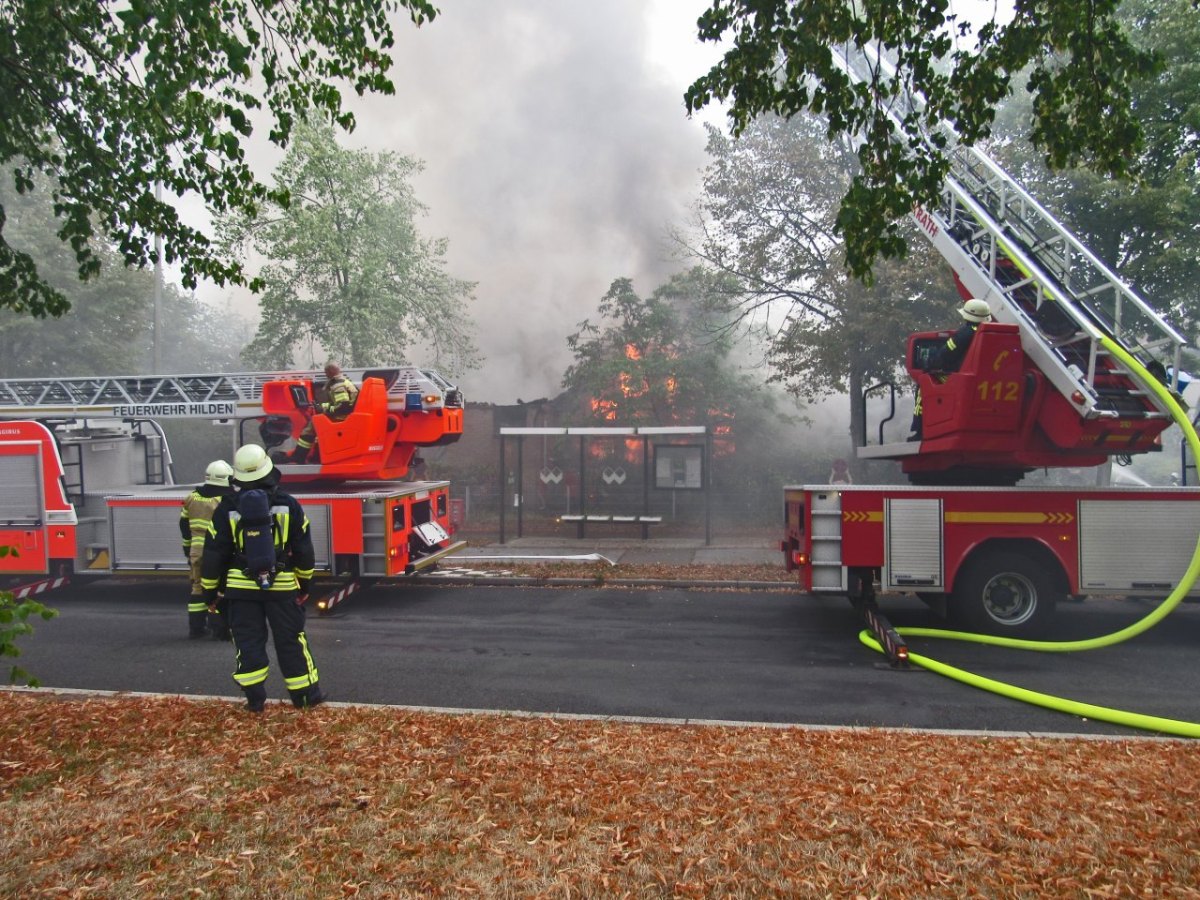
{"left": 405, "top": 539, "right": 468, "bottom": 575}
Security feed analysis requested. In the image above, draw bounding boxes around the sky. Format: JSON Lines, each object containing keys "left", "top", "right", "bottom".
{"left": 201, "top": 0, "right": 724, "bottom": 405}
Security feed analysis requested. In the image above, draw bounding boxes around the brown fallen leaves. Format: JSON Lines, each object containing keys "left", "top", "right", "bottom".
{"left": 1, "top": 691, "right": 1197, "bottom": 898}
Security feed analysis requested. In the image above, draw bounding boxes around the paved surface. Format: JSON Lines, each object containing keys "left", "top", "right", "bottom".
{"left": 14, "top": 575, "right": 1200, "bottom": 737}
{"left": 452, "top": 534, "right": 782, "bottom": 568}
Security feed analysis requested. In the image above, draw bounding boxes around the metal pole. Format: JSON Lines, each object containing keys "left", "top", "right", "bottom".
{"left": 642, "top": 435, "right": 650, "bottom": 517}
{"left": 498, "top": 433, "right": 507, "bottom": 544}
{"left": 578, "top": 434, "right": 587, "bottom": 538}
{"left": 705, "top": 428, "right": 712, "bottom": 546}
{"left": 516, "top": 436, "right": 524, "bottom": 538}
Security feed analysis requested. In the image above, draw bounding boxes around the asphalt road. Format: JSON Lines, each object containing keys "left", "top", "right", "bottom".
{"left": 14, "top": 578, "right": 1200, "bottom": 737}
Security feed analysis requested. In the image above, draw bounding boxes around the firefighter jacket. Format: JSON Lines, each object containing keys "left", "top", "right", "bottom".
{"left": 200, "top": 488, "right": 316, "bottom": 599}
{"left": 936, "top": 321, "right": 981, "bottom": 373}
{"left": 320, "top": 374, "right": 359, "bottom": 419}
{"left": 179, "top": 484, "right": 232, "bottom": 559}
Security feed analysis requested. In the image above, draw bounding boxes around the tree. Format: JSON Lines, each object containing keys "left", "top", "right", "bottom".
{"left": 0, "top": 181, "right": 246, "bottom": 377}
{"left": 990, "top": 0, "right": 1200, "bottom": 330}
{"left": 563, "top": 267, "right": 802, "bottom": 518}
{"left": 221, "top": 119, "right": 479, "bottom": 372}
{"left": 686, "top": 117, "right": 957, "bottom": 457}
{"left": 1, "top": 0, "right": 437, "bottom": 319}
{"left": 683, "top": 0, "right": 1168, "bottom": 280}
{"left": 564, "top": 268, "right": 781, "bottom": 430}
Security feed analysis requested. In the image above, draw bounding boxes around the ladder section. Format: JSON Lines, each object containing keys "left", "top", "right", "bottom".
{"left": 831, "top": 43, "right": 1185, "bottom": 425}
{"left": 808, "top": 490, "right": 846, "bottom": 591}
{"left": 0, "top": 367, "right": 463, "bottom": 419}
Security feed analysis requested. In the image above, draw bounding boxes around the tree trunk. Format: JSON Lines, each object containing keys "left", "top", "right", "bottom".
{"left": 846, "top": 366, "right": 865, "bottom": 481}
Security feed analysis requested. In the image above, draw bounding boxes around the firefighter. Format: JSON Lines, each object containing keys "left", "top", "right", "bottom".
{"left": 288, "top": 362, "right": 359, "bottom": 463}
{"left": 909, "top": 298, "right": 992, "bottom": 441}
{"left": 180, "top": 460, "right": 234, "bottom": 639}
{"left": 201, "top": 444, "right": 325, "bottom": 713}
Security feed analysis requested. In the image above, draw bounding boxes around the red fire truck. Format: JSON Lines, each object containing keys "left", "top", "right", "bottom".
{"left": 781, "top": 44, "right": 1197, "bottom": 649}
{"left": 0, "top": 366, "right": 466, "bottom": 611}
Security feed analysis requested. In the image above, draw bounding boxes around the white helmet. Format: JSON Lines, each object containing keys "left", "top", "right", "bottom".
{"left": 232, "top": 444, "right": 274, "bottom": 484}
{"left": 204, "top": 459, "right": 234, "bottom": 487}
{"left": 960, "top": 299, "right": 992, "bottom": 323}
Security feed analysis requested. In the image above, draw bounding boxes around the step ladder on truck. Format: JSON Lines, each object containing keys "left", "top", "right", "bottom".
{"left": 781, "top": 43, "right": 1199, "bottom": 659}
{"left": 0, "top": 367, "right": 468, "bottom": 612}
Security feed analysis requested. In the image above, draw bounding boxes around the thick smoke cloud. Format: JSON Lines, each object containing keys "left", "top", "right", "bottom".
{"left": 345, "top": 0, "right": 717, "bottom": 402}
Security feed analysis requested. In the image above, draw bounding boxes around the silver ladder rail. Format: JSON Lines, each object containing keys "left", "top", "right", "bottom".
{"left": 0, "top": 367, "right": 463, "bottom": 419}
{"left": 831, "top": 42, "right": 1186, "bottom": 422}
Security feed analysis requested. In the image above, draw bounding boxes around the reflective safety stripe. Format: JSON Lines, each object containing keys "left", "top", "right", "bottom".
{"left": 201, "top": 576, "right": 221, "bottom": 591}
{"left": 285, "top": 672, "right": 315, "bottom": 691}
{"left": 234, "top": 666, "right": 269, "bottom": 687}
{"left": 285, "top": 632, "right": 320, "bottom": 690}
{"left": 187, "top": 599, "right": 209, "bottom": 613}
{"left": 225, "top": 570, "right": 300, "bottom": 592}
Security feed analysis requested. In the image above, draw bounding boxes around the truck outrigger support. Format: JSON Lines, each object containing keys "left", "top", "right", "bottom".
{"left": 849, "top": 573, "right": 910, "bottom": 668}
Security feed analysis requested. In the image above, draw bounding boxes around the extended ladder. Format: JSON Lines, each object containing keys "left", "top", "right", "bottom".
{"left": 0, "top": 366, "right": 463, "bottom": 419}
{"left": 832, "top": 43, "right": 1186, "bottom": 428}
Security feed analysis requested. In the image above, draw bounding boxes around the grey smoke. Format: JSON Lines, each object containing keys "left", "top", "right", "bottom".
{"left": 345, "top": 0, "right": 716, "bottom": 402}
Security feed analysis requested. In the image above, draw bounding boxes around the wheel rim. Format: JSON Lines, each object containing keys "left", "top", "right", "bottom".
{"left": 980, "top": 571, "right": 1038, "bottom": 626}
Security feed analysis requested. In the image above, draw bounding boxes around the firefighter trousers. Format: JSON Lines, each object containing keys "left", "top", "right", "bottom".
{"left": 226, "top": 589, "right": 322, "bottom": 708}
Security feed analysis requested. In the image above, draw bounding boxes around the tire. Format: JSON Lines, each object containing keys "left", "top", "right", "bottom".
{"left": 951, "top": 549, "right": 1059, "bottom": 636}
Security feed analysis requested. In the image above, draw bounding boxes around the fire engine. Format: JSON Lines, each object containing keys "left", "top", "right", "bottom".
{"left": 0, "top": 366, "right": 466, "bottom": 611}
{"left": 781, "top": 44, "right": 1199, "bottom": 651}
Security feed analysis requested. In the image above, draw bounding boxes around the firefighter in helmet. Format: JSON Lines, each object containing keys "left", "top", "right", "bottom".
{"left": 180, "top": 460, "right": 234, "bottom": 639}
{"left": 201, "top": 444, "right": 325, "bottom": 712}
{"left": 909, "top": 298, "right": 992, "bottom": 441}
{"left": 288, "top": 362, "right": 359, "bottom": 463}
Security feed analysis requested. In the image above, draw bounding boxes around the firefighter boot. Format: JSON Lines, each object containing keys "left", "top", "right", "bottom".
{"left": 291, "top": 687, "right": 327, "bottom": 709}
{"left": 243, "top": 684, "right": 268, "bottom": 714}
{"left": 188, "top": 610, "right": 209, "bottom": 639}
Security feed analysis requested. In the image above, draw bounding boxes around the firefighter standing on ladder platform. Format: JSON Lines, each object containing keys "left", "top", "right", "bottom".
{"left": 909, "top": 298, "right": 993, "bottom": 441}
{"left": 180, "top": 460, "right": 234, "bottom": 639}
{"left": 201, "top": 444, "right": 325, "bottom": 713}
{"left": 289, "top": 362, "right": 359, "bottom": 463}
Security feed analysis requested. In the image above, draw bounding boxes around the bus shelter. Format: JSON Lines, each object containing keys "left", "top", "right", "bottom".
{"left": 497, "top": 426, "right": 710, "bottom": 544}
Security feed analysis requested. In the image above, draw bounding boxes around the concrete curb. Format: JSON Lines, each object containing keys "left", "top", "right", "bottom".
{"left": 4, "top": 685, "right": 1182, "bottom": 742}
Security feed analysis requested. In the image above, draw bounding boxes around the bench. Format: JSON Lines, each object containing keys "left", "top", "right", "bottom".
{"left": 559, "top": 514, "right": 663, "bottom": 540}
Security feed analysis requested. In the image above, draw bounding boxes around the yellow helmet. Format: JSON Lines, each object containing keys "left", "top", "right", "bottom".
{"left": 204, "top": 459, "right": 234, "bottom": 487}
{"left": 232, "top": 444, "right": 274, "bottom": 484}
{"left": 960, "top": 299, "right": 992, "bottom": 323}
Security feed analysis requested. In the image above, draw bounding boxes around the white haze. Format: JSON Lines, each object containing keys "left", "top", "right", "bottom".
{"left": 198, "top": 0, "right": 723, "bottom": 404}
{"left": 193, "top": 0, "right": 1008, "bottom": 406}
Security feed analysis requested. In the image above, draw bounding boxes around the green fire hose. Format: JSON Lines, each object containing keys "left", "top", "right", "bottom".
{"left": 861, "top": 336, "right": 1200, "bottom": 738}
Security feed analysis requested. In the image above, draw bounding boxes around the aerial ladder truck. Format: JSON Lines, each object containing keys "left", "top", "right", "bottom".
{"left": 781, "top": 43, "right": 1200, "bottom": 646}
{"left": 0, "top": 366, "right": 467, "bottom": 611}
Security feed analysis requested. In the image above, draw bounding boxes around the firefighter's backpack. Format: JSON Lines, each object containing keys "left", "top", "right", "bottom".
{"left": 238, "top": 489, "right": 279, "bottom": 588}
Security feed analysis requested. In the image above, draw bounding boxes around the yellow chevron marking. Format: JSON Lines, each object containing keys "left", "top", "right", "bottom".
{"left": 842, "top": 510, "right": 883, "bottom": 523}
{"left": 944, "top": 511, "right": 1074, "bottom": 525}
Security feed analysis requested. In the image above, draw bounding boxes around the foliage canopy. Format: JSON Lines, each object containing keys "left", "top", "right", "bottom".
{"left": 0, "top": 0, "right": 437, "bottom": 318}
{"left": 684, "top": 0, "right": 1169, "bottom": 279}
{"left": 0, "top": 181, "right": 245, "bottom": 376}
{"left": 223, "top": 120, "right": 478, "bottom": 372}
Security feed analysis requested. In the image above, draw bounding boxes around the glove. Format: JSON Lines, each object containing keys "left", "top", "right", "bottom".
{"left": 203, "top": 589, "right": 218, "bottom": 613}
{"left": 296, "top": 593, "right": 310, "bottom": 607}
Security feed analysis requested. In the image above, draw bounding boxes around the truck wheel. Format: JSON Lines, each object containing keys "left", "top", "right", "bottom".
{"left": 952, "top": 550, "right": 1058, "bottom": 636}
